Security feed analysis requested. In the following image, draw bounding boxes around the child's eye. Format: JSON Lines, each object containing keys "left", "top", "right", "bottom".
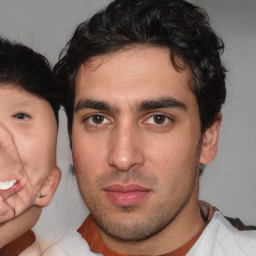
{"left": 12, "top": 113, "right": 31, "bottom": 120}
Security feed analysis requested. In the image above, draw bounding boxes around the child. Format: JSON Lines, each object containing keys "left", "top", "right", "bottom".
{"left": 0, "top": 38, "right": 61, "bottom": 255}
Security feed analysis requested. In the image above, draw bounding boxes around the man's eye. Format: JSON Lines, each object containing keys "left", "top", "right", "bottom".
{"left": 144, "top": 114, "right": 171, "bottom": 125}
{"left": 12, "top": 113, "right": 30, "bottom": 120}
{"left": 86, "top": 115, "right": 111, "bottom": 125}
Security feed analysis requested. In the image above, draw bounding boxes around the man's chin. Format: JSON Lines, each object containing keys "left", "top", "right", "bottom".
{"left": 94, "top": 210, "right": 169, "bottom": 242}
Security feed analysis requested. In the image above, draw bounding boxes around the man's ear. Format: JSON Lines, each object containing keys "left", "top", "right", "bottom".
{"left": 34, "top": 167, "right": 61, "bottom": 207}
{"left": 199, "top": 113, "right": 222, "bottom": 165}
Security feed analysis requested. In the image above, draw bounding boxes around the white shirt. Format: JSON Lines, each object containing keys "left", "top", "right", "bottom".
{"left": 24, "top": 211, "right": 256, "bottom": 255}
{"left": 187, "top": 211, "right": 256, "bottom": 256}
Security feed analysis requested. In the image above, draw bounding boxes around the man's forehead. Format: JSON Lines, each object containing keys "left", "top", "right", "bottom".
{"left": 74, "top": 46, "right": 195, "bottom": 109}
{"left": 81, "top": 45, "right": 172, "bottom": 68}
{"left": 77, "top": 45, "right": 187, "bottom": 77}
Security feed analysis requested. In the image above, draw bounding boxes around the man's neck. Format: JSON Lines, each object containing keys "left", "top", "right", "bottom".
{"left": 98, "top": 197, "right": 205, "bottom": 255}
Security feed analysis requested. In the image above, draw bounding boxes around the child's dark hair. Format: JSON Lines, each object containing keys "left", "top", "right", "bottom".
{"left": 0, "top": 37, "right": 62, "bottom": 125}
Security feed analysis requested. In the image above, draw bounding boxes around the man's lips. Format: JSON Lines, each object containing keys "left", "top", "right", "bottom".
{"left": 103, "top": 184, "right": 151, "bottom": 207}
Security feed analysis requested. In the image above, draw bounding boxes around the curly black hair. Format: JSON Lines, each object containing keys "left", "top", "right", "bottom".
{"left": 54, "top": 0, "right": 226, "bottom": 135}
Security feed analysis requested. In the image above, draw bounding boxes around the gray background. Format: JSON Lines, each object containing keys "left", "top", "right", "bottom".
{"left": 0, "top": 0, "right": 255, "bottom": 243}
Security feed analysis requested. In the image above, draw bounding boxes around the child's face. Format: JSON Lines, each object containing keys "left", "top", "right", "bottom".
{"left": 0, "top": 84, "right": 60, "bottom": 223}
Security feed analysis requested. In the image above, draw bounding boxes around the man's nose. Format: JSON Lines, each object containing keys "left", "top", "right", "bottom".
{"left": 107, "top": 123, "right": 145, "bottom": 172}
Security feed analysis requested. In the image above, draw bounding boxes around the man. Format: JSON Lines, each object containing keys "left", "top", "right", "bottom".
{"left": 0, "top": 38, "right": 61, "bottom": 255}
{"left": 55, "top": 0, "right": 256, "bottom": 255}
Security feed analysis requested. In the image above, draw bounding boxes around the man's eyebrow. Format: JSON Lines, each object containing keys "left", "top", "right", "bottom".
{"left": 137, "top": 97, "right": 187, "bottom": 112}
{"left": 74, "top": 98, "right": 117, "bottom": 113}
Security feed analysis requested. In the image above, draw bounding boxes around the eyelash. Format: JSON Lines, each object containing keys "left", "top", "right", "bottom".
{"left": 143, "top": 113, "right": 174, "bottom": 127}
{"left": 12, "top": 113, "right": 31, "bottom": 120}
{"left": 83, "top": 113, "right": 174, "bottom": 128}
{"left": 83, "top": 114, "right": 112, "bottom": 127}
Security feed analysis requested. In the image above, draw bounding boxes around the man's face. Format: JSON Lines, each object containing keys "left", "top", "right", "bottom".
{"left": 72, "top": 47, "right": 213, "bottom": 241}
{"left": 0, "top": 85, "right": 59, "bottom": 223}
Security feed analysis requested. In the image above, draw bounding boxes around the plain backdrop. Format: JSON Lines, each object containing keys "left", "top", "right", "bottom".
{"left": 0, "top": 0, "right": 255, "bottom": 245}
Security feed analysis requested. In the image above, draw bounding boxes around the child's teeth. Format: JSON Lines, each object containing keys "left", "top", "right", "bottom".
{"left": 0, "top": 180, "right": 17, "bottom": 190}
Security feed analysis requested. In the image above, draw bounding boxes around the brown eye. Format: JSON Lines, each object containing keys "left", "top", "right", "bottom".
{"left": 92, "top": 115, "right": 105, "bottom": 124}
{"left": 153, "top": 115, "right": 166, "bottom": 124}
{"left": 143, "top": 114, "right": 172, "bottom": 126}
{"left": 85, "top": 114, "right": 112, "bottom": 126}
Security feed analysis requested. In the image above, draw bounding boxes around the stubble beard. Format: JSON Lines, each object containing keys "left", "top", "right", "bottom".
{"left": 79, "top": 140, "right": 202, "bottom": 242}
{"left": 81, "top": 166, "right": 199, "bottom": 242}
{"left": 93, "top": 190, "right": 194, "bottom": 242}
